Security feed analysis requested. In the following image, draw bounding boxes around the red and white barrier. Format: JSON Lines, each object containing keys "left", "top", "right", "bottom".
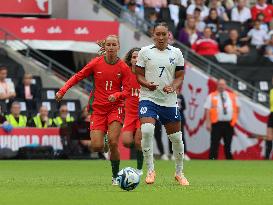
{"left": 183, "top": 65, "right": 269, "bottom": 159}
{"left": 0, "top": 128, "right": 130, "bottom": 160}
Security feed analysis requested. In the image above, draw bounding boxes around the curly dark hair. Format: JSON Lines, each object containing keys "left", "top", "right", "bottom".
{"left": 153, "top": 22, "right": 169, "bottom": 32}
{"left": 124, "top": 47, "right": 141, "bottom": 67}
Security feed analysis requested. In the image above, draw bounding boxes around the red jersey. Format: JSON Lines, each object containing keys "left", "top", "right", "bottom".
{"left": 58, "top": 56, "right": 131, "bottom": 110}
{"left": 124, "top": 69, "right": 140, "bottom": 117}
{"left": 192, "top": 38, "right": 219, "bottom": 56}
{"left": 251, "top": 4, "right": 273, "bottom": 23}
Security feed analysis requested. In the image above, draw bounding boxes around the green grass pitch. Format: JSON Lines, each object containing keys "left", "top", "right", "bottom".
{"left": 0, "top": 160, "right": 273, "bottom": 205}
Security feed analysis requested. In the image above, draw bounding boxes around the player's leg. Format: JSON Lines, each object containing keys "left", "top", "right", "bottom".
{"left": 265, "top": 113, "right": 273, "bottom": 159}
{"left": 160, "top": 106, "right": 189, "bottom": 186}
{"left": 121, "top": 116, "right": 135, "bottom": 148}
{"left": 107, "top": 106, "right": 124, "bottom": 185}
{"left": 108, "top": 121, "right": 122, "bottom": 184}
{"left": 122, "top": 131, "right": 135, "bottom": 148}
{"left": 89, "top": 113, "right": 107, "bottom": 152}
{"left": 90, "top": 130, "right": 105, "bottom": 152}
{"left": 121, "top": 118, "right": 143, "bottom": 175}
{"left": 134, "top": 127, "right": 143, "bottom": 174}
{"left": 139, "top": 100, "right": 158, "bottom": 184}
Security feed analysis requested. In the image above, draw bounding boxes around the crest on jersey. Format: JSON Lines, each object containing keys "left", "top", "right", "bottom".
{"left": 169, "top": 57, "right": 175, "bottom": 65}
{"left": 117, "top": 73, "right": 122, "bottom": 78}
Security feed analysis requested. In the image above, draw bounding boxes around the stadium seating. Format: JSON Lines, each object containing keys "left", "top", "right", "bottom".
{"left": 41, "top": 88, "right": 59, "bottom": 100}
{"left": 0, "top": 52, "right": 82, "bottom": 120}
{"left": 36, "top": 100, "right": 59, "bottom": 117}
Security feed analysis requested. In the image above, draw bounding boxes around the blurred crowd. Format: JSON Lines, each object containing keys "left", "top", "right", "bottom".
{"left": 117, "top": 0, "right": 273, "bottom": 65}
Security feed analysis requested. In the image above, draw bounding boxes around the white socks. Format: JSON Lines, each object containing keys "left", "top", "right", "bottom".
{"left": 141, "top": 123, "right": 155, "bottom": 172}
{"left": 168, "top": 131, "right": 184, "bottom": 175}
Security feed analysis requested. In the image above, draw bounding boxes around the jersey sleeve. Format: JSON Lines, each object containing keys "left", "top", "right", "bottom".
{"left": 176, "top": 49, "right": 185, "bottom": 71}
{"left": 136, "top": 48, "right": 146, "bottom": 69}
{"left": 112, "top": 63, "right": 131, "bottom": 100}
{"left": 58, "top": 58, "right": 97, "bottom": 95}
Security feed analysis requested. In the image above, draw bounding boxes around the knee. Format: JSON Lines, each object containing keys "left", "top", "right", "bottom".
{"left": 91, "top": 144, "right": 104, "bottom": 152}
{"left": 123, "top": 141, "right": 132, "bottom": 148}
{"left": 109, "top": 140, "right": 119, "bottom": 150}
{"left": 141, "top": 123, "right": 155, "bottom": 138}
{"left": 122, "top": 137, "right": 133, "bottom": 148}
{"left": 168, "top": 131, "right": 182, "bottom": 143}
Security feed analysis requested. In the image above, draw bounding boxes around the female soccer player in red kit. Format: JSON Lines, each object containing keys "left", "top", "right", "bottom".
{"left": 121, "top": 48, "right": 143, "bottom": 175}
{"left": 55, "top": 35, "right": 131, "bottom": 185}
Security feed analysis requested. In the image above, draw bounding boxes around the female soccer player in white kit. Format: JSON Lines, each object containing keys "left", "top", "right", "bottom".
{"left": 135, "top": 22, "right": 189, "bottom": 185}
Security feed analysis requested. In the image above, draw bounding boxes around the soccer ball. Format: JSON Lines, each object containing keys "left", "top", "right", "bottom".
{"left": 116, "top": 167, "right": 140, "bottom": 191}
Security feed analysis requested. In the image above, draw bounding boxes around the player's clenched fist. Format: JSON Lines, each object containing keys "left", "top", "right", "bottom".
{"left": 163, "top": 85, "right": 175, "bottom": 94}
{"left": 108, "top": 94, "right": 117, "bottom": 102}
{"left": 55, "top": 92, "right": 64, "bottom": 102}
{"left": 145, "top": 82, "right": 158, "bottom": 91}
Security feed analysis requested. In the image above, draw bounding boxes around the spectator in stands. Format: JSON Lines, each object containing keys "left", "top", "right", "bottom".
{"left": 192, "top": 27, "right": 220, "bottom": 56}
{"left": 0, "top": 105, "right": 6, "bottom": 125}
{"left": 222, "top": 0, "right": 235, "bottom": 12}
{"left": 168, "top": 31, "right": 175, "bottom": 45}
{"left": 168, "top": 0, "right": 182, "bottom": 27}
{"left": 208, "top": 0, "right": 229, "bottom": 21}
{"left": 178, "top": 17, "right": 203, "bottom": 47}
{"left": 143, "top": 0, "right": 167, "bottom": 9}
{"left": 146, "top": 11, "right": 158, "bottom": 35}
{"left": 5, "top": 101, "right": 27, "bottom": 127}
{"left": 257, "top": 13, "right": 269, "bottom": 32}
{"left": 0, "top": 105, "right": 12, "bottom": 133}
{"left": 265, "top": 34, "right": 273, "bottom": 62}
{"left": 71, "top": 106, "right": 106, "bottom": 159}
{"left": 231, "top": 0, "right": 252, "bottom": 23}
{"left": 193, "top": 7, "right": 206, "bottom": 32}
{"left": 122, "top": 0, "right": 144, "bottom": 27}
{"left": 205, "top": 8, "right": 223, "bottom": 36}
{"left": 187, "top": 0, "right": 209, "bottom": 20}
{"left": 244, "top": 20, "right": 269, "bottom": 48}
{"left": 251, "top": 0, "right": 273, "bottom": 24}
{"left": 53, "top": 104, "right": 74, "bottom": 127}
{"left": 15, "top": 74, "right": 40, "bottom": 100}
{"left": 0, "top": 66, "right": 16, "bottom": 102}
{"left": 27, "top": 105, "right": 55, "bottom": 128}
{"left": 204, "top": 79, "right": 240, "bottom": 160}
{"left": 223, "top": 29, "right": 250, "bottom": 55}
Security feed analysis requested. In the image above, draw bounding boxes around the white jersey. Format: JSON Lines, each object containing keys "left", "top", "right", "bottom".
{"left": 136, "top": 44, "right": 184, "bottom": 107}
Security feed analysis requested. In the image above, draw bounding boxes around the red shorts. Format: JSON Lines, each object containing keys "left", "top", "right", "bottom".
{"left": 122, "top": 114, "right": 140, "bottom": 132}
{"left": 90, "top": 105, "right": 124, "bottom": 133}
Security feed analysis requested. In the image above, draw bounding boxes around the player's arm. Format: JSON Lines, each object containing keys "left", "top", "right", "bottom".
{"left": 135, "top": 49, "right": 158, "bottom": 91}
{"left": 135, "top": 66, "right": 158, "bottom": 91}
{"left": 163, "top": 49, "right": 185, "bottom": 93}
{"left": 56, "top": 60, "right": 95, "bottom": 101}
{"left": 163, "top": 70, "right": 184, "bottom": 93}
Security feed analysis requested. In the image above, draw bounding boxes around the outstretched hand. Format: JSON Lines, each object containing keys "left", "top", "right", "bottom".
{"left": 55, "top": 92, "right": 64, "bottom": 102}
